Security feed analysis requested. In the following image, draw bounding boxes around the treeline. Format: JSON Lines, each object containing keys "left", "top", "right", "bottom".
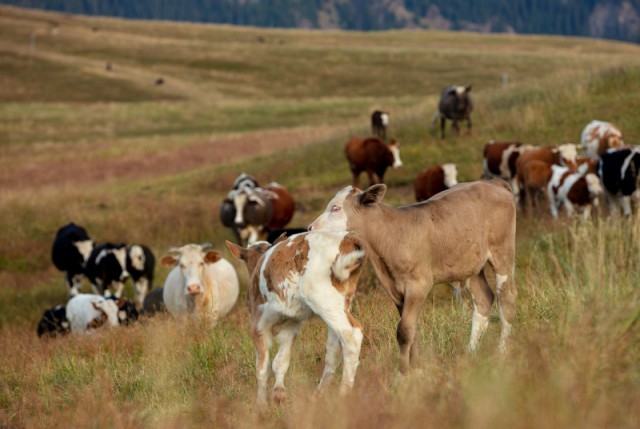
{"left": 3, "top": 0, "right": 638, "bottom": 42}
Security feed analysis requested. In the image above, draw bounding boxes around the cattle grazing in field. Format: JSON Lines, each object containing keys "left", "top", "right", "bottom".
{"left": 414, "top": 163, "right": 458, "bottom": 202}
{"left": 581, "top": 120, "right": 624, "bottom": 159}
{"left": 309, "top": 181, "right": 516, "bottom": 374}
{"left": 515, "top": 143, "right": 578, "bottom": 209}
{"left": 85, "top": 243, "right": 130, "bottom": 299}
{"left": 482, "top": 140, "right": 534, "bottom": 189}
{"left": 161, "top": 244, "right": 239, "bottom": 325}
{"left": 598, "top": 147, "right": 640, "bottom": 216}
{"left": 126, "top": 244, "right": 155, "bottom": 309}
{"left": 37, "top": 305, "right": 70, "bottom": 338}
{"left": 66, "top": 294, "right": 121, "bottom": 333}
{"left": 371, "top": 110, "right": 390, "bottom": 140}
{"left": 437, "top": 85, "right": 473, "bottom": 139}
{"left": 142, "top": 287, "right": 166, "bottom": 316}
{"left": 226, "top": 230, "right": 366, "bottom": 406}
{"left": 220, "top": 176, "right": 296, "bottom": 245}
{"left": 345, "top": 137, "right": 403, "bottom": 188}
{"left": 547, "top": 163, "right": 603, "bottom": 219}
{"left": 51, "top": 223, "right": 94, "bottom": 296}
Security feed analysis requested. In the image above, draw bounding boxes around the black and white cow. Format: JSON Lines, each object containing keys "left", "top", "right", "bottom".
{"left": 126, "top": 244, "right": 155, "bottom": 309}
{"left": 36, "top": 304, "right": 70, "bottom": 338}
{"left": 108, "top": 296, "right": 139, "bottom": 326}
{"left": 598, "top": 147, "right": 640, "bottom": 216}
{"left": 371, "top": 110, "right": 389, "bottom": 140}
{"left": 51, "top": 223, "right": 94, "bottom": 295}
{"left": 85, "top": 243, "right": 130, "bottom": 298}
{"left": 436, "top": 85, "right": 473, "bottom": 139}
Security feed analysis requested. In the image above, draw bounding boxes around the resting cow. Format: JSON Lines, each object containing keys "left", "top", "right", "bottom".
{"left": 161, "top": 243, "right": 239, "bottom": 326}
{"left": 309, "top": 181, "right": 517, "bottom": 374}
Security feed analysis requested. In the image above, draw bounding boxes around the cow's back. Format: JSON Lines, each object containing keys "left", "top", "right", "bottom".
{"left": 205, "top": 258, "right": 240, "bottom": 317}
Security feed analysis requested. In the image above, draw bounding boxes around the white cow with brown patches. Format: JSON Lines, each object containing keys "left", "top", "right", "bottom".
{"left": 161, "top": 244, "right": 239, "bottom": 326}
{"left": 581, "top": 120, "right": 624, "bottom": 159}
{"left": 226, "top": 231, "right": 366, "bottom": 407}
{"left": 309, "top": 181, "right": 517, "bottom": 374}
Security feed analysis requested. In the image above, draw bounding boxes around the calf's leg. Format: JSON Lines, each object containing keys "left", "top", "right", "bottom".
{"left": 396, "top": 284, "right": 429, "bottom": 374}
{"left": 271, "top": 321, "right": 300, "bottom": 404}
{"left": 317, "top": 327, "right": 342, "bottom": 391}
{"left": 467, "top": 271, "right": 494, "bottom": 352}
{"left": 251, "top": 323, "right": 273, "bottom": 407}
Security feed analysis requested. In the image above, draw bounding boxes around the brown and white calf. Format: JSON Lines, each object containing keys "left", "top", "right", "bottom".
{"left": 309, "top": 181, "right": 516, "bottom": 374}
{"left": 515, "top": 143, "right": 578, "bottom": 209}
{"left": 226, "top": 231, "right": 366, "bottom": 407}
{"left": 345, "top": 137, "right": 403, "bottom": 188}
{"left": 414, "top": 163, "right": 458, "bottom": 202}
{"left": 547, "top": 163, "right": 603, "bottom": 219}
{"left": 581, "top": 120, "right": 624, "bottom": 160}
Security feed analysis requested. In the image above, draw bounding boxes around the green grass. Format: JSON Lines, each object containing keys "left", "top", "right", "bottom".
{"left": 1, "top": 4, "right": 640, "bottom": 429}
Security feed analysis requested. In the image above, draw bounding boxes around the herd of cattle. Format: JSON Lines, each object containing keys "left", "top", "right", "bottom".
{"left": 34, "top": 89, "right": 637, "bottom": 406}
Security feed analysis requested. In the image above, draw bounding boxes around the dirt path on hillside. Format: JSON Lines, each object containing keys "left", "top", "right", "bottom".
{"left": 0, "top": 126, "right": 344, "bottom": 193}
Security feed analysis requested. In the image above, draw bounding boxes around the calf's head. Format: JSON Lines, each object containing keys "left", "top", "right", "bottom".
{"left": 308, "top": 185, "right": 387, "bottom": 232}
{"left": 127, "top": 244, "right": 146, "bottom": 271}
{"left": 225, "top": 240, "right": 273, "bottom": 275}
{"left": 160, "top": 244, "right": 222, "bottom": 296}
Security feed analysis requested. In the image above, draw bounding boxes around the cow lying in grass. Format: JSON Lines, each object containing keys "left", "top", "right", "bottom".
{"left": 226, "top": 230, "right": 366, "bottom": 407}
{"left": 309, "top": 180, "right": 517, "bottom": 374}
{"left": 161, "top": 244, "right": 239, "bottom": 326}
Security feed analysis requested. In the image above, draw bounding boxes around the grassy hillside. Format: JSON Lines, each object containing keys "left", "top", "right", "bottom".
{"left": 1, "top": 5, "right": 640, "bottom": 428}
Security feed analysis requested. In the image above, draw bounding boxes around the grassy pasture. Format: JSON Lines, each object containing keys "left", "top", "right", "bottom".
{"left": 1, "top": 5, "right": 640, "bottom": 428}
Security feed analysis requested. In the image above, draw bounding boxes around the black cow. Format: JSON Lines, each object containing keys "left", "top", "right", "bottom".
{"left": 108, "top": 297, "right": 139, "bottom": 326}
{"left": 142, "top": 287, "right": 166, "bottom": 316}
{"left": 85, "top": 243, "right": 130, "bottom": 299}
{"left": 371, "top": 110, "right": 389, "bottom": 140}
{"left": 36, "top": 304, "right": 70, "bottom": 338}
{"left": 598, "top": 147, "right": 640, "bottom": 216}
{"left": 126, "top": 244, "right": 155, "bottom": 309}
{"left": 436, "top": 85, "right": 473, "bottom": 139}
{"left": 51, "top": 223, "right": 94, "bottom": 296}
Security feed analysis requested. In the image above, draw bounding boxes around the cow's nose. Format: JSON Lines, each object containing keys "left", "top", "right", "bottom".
{"left": 187, "top": 284, "right": 201, "bottom": 295}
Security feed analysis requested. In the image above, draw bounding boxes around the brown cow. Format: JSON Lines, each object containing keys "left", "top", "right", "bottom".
{"left": 309, "top": 181, "right": 517, "bottom": 374}
{"left": 414, "top": 163, "right": 458, "bottom": 202}
{"left": 345, "top": 137, "right": 403, "bottom": 188}
{"left": 515, "top": 143, "right": 578, "bottom": 209}
{"left": 265, "top": 182, "right": 295, "bottom": 230}
{"left": 547, "top": 163, "right": 603, "bottom": 219}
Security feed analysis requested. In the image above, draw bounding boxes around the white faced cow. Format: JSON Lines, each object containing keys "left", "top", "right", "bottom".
{"left": 66, "top": 294, "right": 121, "bottom": 333}
{"left": 226, "top": 230, "right": 366, "bottom": 407}
{"left": 309, "top": 181, "right": 517, "bottom": 374}
{"left": 161, "top": 244, "right": 239, "bottom": 326}
{"left": 126, "top": 244, "right": 155, "bottom": 309}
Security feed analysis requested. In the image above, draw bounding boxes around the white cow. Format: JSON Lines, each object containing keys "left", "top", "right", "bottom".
{"left": 66, "top": 294, "right": 121, "bottom": 333}
{"left": 161, "top": 243, "right": 239, "bottom": 325}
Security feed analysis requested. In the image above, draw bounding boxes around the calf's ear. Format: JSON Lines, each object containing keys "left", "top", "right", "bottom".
{"left": 204, "top": 250, "right": 222, "bottom": 264}
{"left": 160, "top": 255, "right": 178, "bottom": 266}
{"left": 273, "top": 232, "right": 288, "bottom": 245}
{"left": 358, "top": 184, "right": 386, "bottom": 206}
{"left": 225, "top": 241, "right": 246, "bottom": 261}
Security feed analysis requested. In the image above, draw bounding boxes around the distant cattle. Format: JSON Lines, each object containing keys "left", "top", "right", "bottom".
{"left": 598, "top": 147, "right": 640, "bottom": 216}
{"left": 37, "top": 305, "right": 70, "bottom": 338}
{"left": 161, "top": 244, "right": 239, "bottom": 325}
{"left": 220, "top": 176, "right": 296, "bottom": 245}
{"left": 482, "top": 141, "right": 533, "bottom": 190}
{"left": 548, "top": 163, "right": 603, "bottom": 219}
{"left": 51, "top": 223, "right": 94, "bottom": 296}
{"left": 309, "top": 181, "right": 517, "bottom": 374}
{"left": 371, "top": 110, "right": 389, "bottom": 140}
{"left": 581, "top": 120, "right": 624, "bottom": 159}
{"left": 126, "top": 244, "right": 155, "bottom": 309}
{"left": 437, "top": 85, "right": 473, "bottom": 139}
{"left": 226, "top": 230, "right": 366, "bottom": 406}
{"left": 85, "top": 243, "right": 130, "bottom": 298}
{"left": 515, "top": 144, "right": 578, "bottom": 209}
{"left": 414, "top": 163, "right": 458, "bottom": 202}
{"left": 66, "top": 294, "right": 121, "bottom": 333}
{"left": 345, "top": 137, "right": 403, "bottom": 188}
{"left": 142, "top": 287, "right": 166, "bottom": 316}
